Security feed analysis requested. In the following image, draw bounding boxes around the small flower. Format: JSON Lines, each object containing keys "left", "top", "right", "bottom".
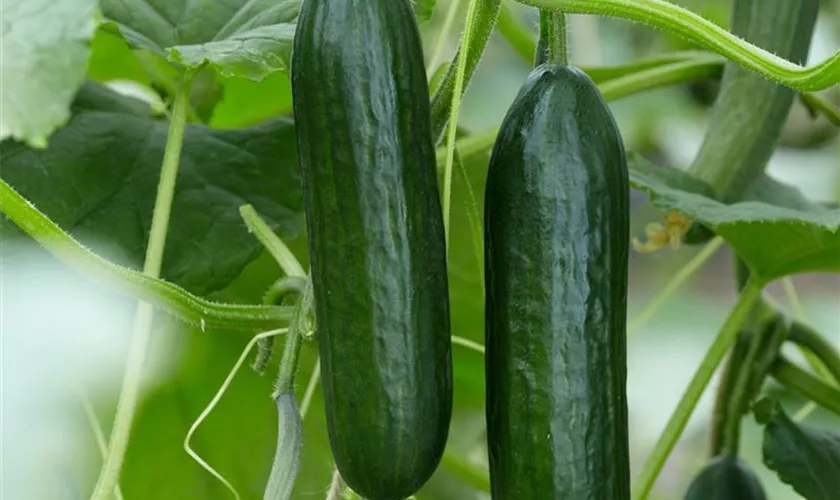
{"left": 632, "top": 211, "right": 691, "bottom": 253}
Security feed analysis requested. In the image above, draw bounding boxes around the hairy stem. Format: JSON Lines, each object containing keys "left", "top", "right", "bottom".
{"left": 434, "top": 56, "right": 727, "bottom": 168}
{"left": 518, "top": 0, "right": 839, "bottom": 91}
{"left": 274, "top": 277, "right": 312, "bottom": 396}
{"left": 536, "top": 9, "right": 568, "bottom": 66}
{"left": 441, "top": 0, "right": 485, "bottom": 252}
{"left": 427, "top": 0, "right": 463, "bottom": 74}
{"left": 430, "top": 0, "right": 502, "bottom": 139}
{"left": 91, "top": 74, "right": 193, "bottom": 500}
{"left": 0, "top": 179, "right": 293, "bottom": 332}
{"left": 632, "top": 280, "right": 763, "bottom": 500}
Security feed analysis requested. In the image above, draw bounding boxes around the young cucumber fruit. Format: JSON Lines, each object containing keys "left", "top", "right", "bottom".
{"left": 484, "top": 64, "right": 631, "bottom": 499}
{"left": 684, "top": 455, "right": 767, "bottom": 500}
{"left": 291, "top": 0, "right": 452, "bottom": 498}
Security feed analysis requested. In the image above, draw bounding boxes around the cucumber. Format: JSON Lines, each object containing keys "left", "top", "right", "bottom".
{"left": 484, "top": 64, "right": 630, "bottom": 499}
{"left": 291, "top": 0, "right": 452, "bottom": 498}
{"left": 684, "top": 455, "right": 767, "bottom": 500}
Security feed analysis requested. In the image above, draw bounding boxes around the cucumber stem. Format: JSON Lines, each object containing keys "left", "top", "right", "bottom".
{"left": 631, "top": 280, "right": 763, "bottom": 500}
{"left": 518, "top": 0, "right": 839, "bottom": 92}
{"left": 90, "top": 73, "right": 193, "bottom": 500}
{"left": 536, "top": 10, "right": 568, "bottom": 66}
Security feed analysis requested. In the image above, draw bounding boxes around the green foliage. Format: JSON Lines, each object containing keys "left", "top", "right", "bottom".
{"left": 0, "top": 82, "right": 303, "bottom": 294}
{"left": 629, "top": 154, "right": 840, "bottom": 281}
{"left": 0, "top": 0, "right": 98, "bottom": 147}
{"left": 2, "top": 0, "right": 839, "bottom": 499}
{"left": 100, "top": 0, "right": 300, "bottom": 79}
{"left": 755, "top": 399, "right": 840, "bottom": 500}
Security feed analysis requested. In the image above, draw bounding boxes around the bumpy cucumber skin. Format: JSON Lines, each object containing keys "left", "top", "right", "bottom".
{"left": 684, "top": 455, "right": 767, "bottom": 500}
{"left": 291, "top": 1, "right": 452, "bottom": 498}
{"left": 484, "top": 64, "right": 630, "bottom": 499}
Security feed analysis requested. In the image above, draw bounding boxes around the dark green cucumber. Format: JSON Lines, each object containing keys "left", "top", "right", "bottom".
{"left": 684, "top": 455, "right": 767, "bottom": 500}
{"left": 484, "top": 64, "right": 630, "bottom": 499}
{"left": 291, "top": 1, "right": 452, "bottom": 499}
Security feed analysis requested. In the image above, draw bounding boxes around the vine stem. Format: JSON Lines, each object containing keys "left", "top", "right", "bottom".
{"left": 77, "top": 389, "right": 125, "bottom": 500}
{"left": 770, "top": 357, "right": 840, "bottom": 417}
{"left": 299, "top": 359, "right": 321, "bottom": 419}
{"left": 520, "top": 0, "right": 840, "bottom": 91}
{"left": 433, "top": 56, "right": 725, "bottom": 167}
{"left": 239, "top": 205, "right": 305, "bottom": 278}
{"left": 629, "top": 237, "right": 724, "bottom": 334}
{"left": 783, "top": 278, "right": 825, "bottom": 422}
{"left": 537, "top": 9, "right": 568, "bottom": 66}
{"left": 631, "top": 280, "right": 763, "bottom": 500}
{"left": 427, "top": 0, "right": 463, "bottom": 74}
{"left": 0, "top": 179, "right": 292, "bottom": 332}
{"left": 788, "top": 321, "right": 840, "bottom": 387}
{"left": 452, "top": 335, "right": 486, "bottom": 355}
{"left": 442, "top": 0, "right": 482, "bottom": 252}
{"left": 90, "top": 74, "right": 193, "bottom": 500}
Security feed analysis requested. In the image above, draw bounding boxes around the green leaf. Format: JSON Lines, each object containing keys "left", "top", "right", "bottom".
{"left": 629, "top": 154, "right": 840, "bottom": 281}
{"left": 101, "top": 0, "right": 301, "bottom": 79}
{"left": 413, "top": 0, "right": 437, "bottom": 23}
{"left": 0, "top": 0, "right": 98, "bottom": 147}
{"left": 756, "top": 399, "right": 840, "bottom": 500}
{"left": 209, "top": 71, "right": 293, "bottom": 129}
{"left": 0, "top": 81, "right": 303, "bottom": 295}
{"left": 87, "top": 26, "right": 152, "bottom": 85}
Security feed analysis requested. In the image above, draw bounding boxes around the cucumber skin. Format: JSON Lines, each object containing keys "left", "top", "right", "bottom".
{"left": 484, "top": 65, "right": 630, "bottom": 499}
{"left": 684, "top": 455, "right": 767, "bottom": 500}
{"left": 291, "top": 1, "right": 452, "bottom": 498}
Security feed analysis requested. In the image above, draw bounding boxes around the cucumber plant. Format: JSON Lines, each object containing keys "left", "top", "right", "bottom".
{"left": 1, "top": 0, "right": 840, "bottom": 500}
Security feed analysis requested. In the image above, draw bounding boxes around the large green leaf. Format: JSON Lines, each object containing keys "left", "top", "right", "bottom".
{"left": 0, "top": 0, "right": 97, "bottom": 147}
{"left": 629, "top": 154, "right": 840, "bottom": 281}
{"left": 755, "top": 399, "right": 840, "bottom": 500}
{"left": 0, "top": 81, "right": 303, "bottom": 295}
{"left": 210, "top": 71, "right": 294, "bottom": 129}
{"left": 100, "top": 0, "right": 301, "bottom": 79}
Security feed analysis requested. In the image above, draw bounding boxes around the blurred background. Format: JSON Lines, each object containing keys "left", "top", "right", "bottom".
{"left": 2, "top": 0, "right": 839, "bottom": 499}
